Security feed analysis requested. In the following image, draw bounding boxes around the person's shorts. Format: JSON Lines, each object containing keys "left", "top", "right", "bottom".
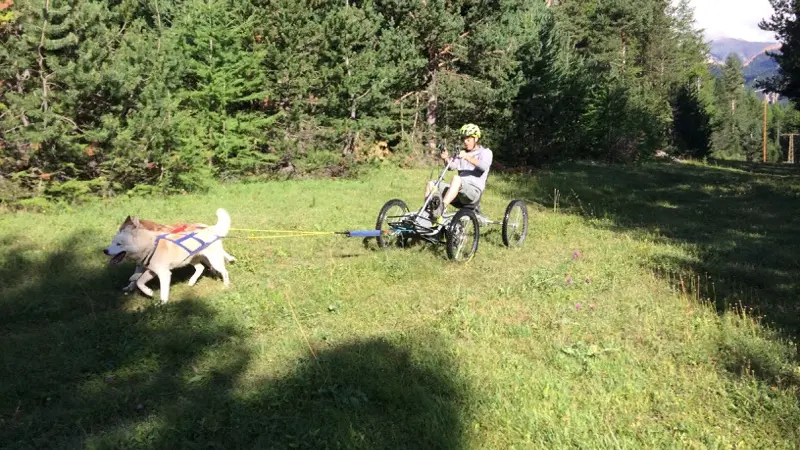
{"left": 437, "top": 179, "right": 482, "bottom": 207}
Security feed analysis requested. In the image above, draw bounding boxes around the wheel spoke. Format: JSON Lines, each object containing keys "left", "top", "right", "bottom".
{"left": 447, "top": 210, "right": 478, "bottom": 262}
{"left": 377, "top": 199, "right": 409, "bottom": 249}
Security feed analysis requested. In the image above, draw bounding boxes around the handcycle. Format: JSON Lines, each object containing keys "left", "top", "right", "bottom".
{"left": 374, "top": 145, "right": 529, "bottom": 262}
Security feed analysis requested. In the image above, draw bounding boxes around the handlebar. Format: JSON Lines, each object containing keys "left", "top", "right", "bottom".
{"left": 437, "top": 141, "right": 462, "bottom": 161}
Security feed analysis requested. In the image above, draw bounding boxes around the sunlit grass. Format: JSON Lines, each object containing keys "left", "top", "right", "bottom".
{"left": 1, "top": 162, "right": 798, "bottom": 448}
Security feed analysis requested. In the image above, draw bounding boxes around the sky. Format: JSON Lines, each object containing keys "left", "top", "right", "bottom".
{"left": 688, "top": 0, "right": 777, "bottom": 42}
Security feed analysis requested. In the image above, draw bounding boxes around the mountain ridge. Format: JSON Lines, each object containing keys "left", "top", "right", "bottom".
{"left": 742, "top": 43, "right": 781, "bottom": 66}
{"left": 708, "top": 37, "right": 780, "bottom": 90}
{"left": 708, "top": 37, "right": 778, "bottom": 66}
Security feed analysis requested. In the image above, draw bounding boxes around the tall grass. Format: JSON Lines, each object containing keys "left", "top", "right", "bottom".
{"left": 1, "top": 162, "right": 798, "bottom": 448}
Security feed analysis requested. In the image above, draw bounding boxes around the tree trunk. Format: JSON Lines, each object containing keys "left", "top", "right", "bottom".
{"left": 426, "top": 70, "right": 437, "bottom": 154}
{"left": 344, "top": 56, "right": 355, "bottom": 155}
{"left": 37, "top": 0, "right": 51, "bottom": 112}
{"left": 345, "top": 100, "right": 356, "bottom": 156}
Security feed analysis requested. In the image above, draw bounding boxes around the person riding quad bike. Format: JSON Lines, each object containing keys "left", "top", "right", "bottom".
{"left": 424, "top": 123, "right": 494, "bottom": 223}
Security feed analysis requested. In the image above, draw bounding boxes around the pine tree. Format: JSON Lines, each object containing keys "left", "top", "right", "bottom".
{"left": 0, "top": 0, "right": 736, "bottom": 200}
{"left": 721, "top": 55, "right": 745, "bottom": 114}
{"left": 759, "top": 0, "right": 800, "bottom": 101}
{"left": 671, "top": 84, "right": 712, "bottom": 158}
{"left": 506, "top": 7, "right": 592, "bottom": 164}
{"left": 548, "top": 0, "right": 711, "bottom": 161}
{"left": 711, "top": 55, "right": 748, "bottom": 159}
{"left": 767, "top": 101, "right": 785, "bottom": 162}
{"left": 0, "top": 1, "right": 16, "bottom": 131}
{"left": 0, "top": 0, "right": 81, "bottom": 186}
{"left": 737, "top": 89, "right": 763, "bottom": 162}
{"left": 444, "top": 0, "right": 549, "bottom": 151}
{"left": 316, "top": 3, "right": 408, "bottom": 156}
{"left": 164, "top": 0, "right": 275, "bottom": 190}
{"left": 256, "top": 0, "right": 332, "bottom": 158}
{"left": 372, "top": 0, "right": 468, "bottom": 152}
{"left": 0, "top": 0, "right": 184, "bottom": 194}
{"left": 664, "top": 0, "right": 714, "bottom": 157}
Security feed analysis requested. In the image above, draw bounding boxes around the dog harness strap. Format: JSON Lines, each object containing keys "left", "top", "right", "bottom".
{"left": 171, "top": 232, "right": 220, "bottom": 255}
{"left": 142, "top": 232, "right": 220, "bottom": 267}
{"left": 141, "top": 246, "right": 156, "bottom": 267}
{"left": 171, "top": 224, "right": 189, "bottom": 233}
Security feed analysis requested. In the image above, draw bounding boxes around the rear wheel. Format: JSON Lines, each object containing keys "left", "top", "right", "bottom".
{"left": 376, "top": 199, "right": 409, "bottom": 248}
{"left": 502, "top": 199, "right": 528, "bottom": 247}
{"left": 446, "top": 208, "right": 480, "bottom": 262}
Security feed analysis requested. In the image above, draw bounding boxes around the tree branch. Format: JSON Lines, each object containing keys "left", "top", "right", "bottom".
{"left": 395, "top": 90, "right": 419, "bottom": 104}
{"left": 37, "top": 0, "right": 50, "bottom": 112}
{"left": 53, "top": 113, "right": 84, "bottom": 132}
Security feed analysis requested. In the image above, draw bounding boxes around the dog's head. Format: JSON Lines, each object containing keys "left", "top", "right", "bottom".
{"left": 104, "top": 216, "right": 143, "bottom": 264}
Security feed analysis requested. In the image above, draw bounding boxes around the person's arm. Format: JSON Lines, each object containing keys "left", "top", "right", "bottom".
{"left": 440, "top": 150, "right": 457, "bottom": 170}
{"left": 459, "top": 150, "right": 492, "bottom": 174}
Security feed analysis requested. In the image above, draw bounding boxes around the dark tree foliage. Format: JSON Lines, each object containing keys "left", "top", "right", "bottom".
{"left": 0, "top": 0, "right": 729, "bottom": 201}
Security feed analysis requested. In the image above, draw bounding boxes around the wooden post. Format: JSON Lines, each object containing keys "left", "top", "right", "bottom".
{"left": 780, "top": 133, "right": 800, "bottom": 163}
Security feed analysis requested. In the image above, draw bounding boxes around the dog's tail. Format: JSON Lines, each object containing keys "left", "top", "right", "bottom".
{"left": 213, "top": 208, "right": 231, "bottom": 237}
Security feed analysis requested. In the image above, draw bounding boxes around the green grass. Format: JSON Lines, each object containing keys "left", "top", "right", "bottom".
{"left": 1, "top": 161, "right": 799, "bottom": 449}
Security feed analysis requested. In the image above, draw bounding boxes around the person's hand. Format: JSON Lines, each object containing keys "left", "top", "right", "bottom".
{"left": 440, "top": 150, "right": 450, "bottom": 161}
{"left": 458, "top": 150, "right": 469, "bottom": 160}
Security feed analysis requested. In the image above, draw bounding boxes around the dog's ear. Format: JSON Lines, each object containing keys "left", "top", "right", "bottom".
{"left": 120, "top": 215, "right": 134, "bottom": 231}
{"left": 131, "top": 216, "right": 141, "bottom": 228}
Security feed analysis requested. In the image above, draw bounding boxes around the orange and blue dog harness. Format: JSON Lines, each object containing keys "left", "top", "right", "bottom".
{"left": 141, "top": 230, "right": 220, "bottom": 267}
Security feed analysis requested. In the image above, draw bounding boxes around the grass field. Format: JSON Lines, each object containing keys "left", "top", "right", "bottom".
{"left": 1, "top": 160, "right": 799, "bottom": 449}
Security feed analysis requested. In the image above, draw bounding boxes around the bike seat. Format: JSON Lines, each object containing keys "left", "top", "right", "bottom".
{"left": 454, "top": 191, "right": 483, "bottom": 215}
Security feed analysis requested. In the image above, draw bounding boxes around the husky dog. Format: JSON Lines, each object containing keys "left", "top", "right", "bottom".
{"left": 104, "top": 208, "right": 233, "bottom": 303}
{"left": 112, "top": 219, "right": 235, "bottom": 293}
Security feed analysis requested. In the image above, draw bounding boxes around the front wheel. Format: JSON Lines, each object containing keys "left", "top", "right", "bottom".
{"left": 502, "top": 199, "right": 528, "bottom": 247}
{"left": 446, "top": 208, "right": 480, "bottom": 262}
{"left": 376, "top": 199, "right": 409, "bottom": 248}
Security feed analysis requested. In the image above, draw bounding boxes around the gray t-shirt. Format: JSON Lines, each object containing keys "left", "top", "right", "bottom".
{"left": 447, "top": 145, "right": 493, "bottom": 192}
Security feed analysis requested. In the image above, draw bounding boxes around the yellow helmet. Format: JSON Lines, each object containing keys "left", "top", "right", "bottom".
{"left": 459, "top": 123, "right": 481, "bottom": 139}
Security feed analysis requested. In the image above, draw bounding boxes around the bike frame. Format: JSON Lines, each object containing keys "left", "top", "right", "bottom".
{"left": 415, "top": 143, "right": 460, "bottom": 219}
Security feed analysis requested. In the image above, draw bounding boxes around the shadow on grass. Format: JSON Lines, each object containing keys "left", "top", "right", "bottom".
{"left": 0, "top": 231, "right": 468, "bottom": 448}
{"left": 361, "top": 214, "right": 506, "bottom": 262}
{"left": 498, "top": 160, "right": 800, "bottom": 340}
{"left": 706, "top": 158, "right": 800, "bottom": 177}
{"left": 146, "top": 336, "right": 470, "bottom": 449}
